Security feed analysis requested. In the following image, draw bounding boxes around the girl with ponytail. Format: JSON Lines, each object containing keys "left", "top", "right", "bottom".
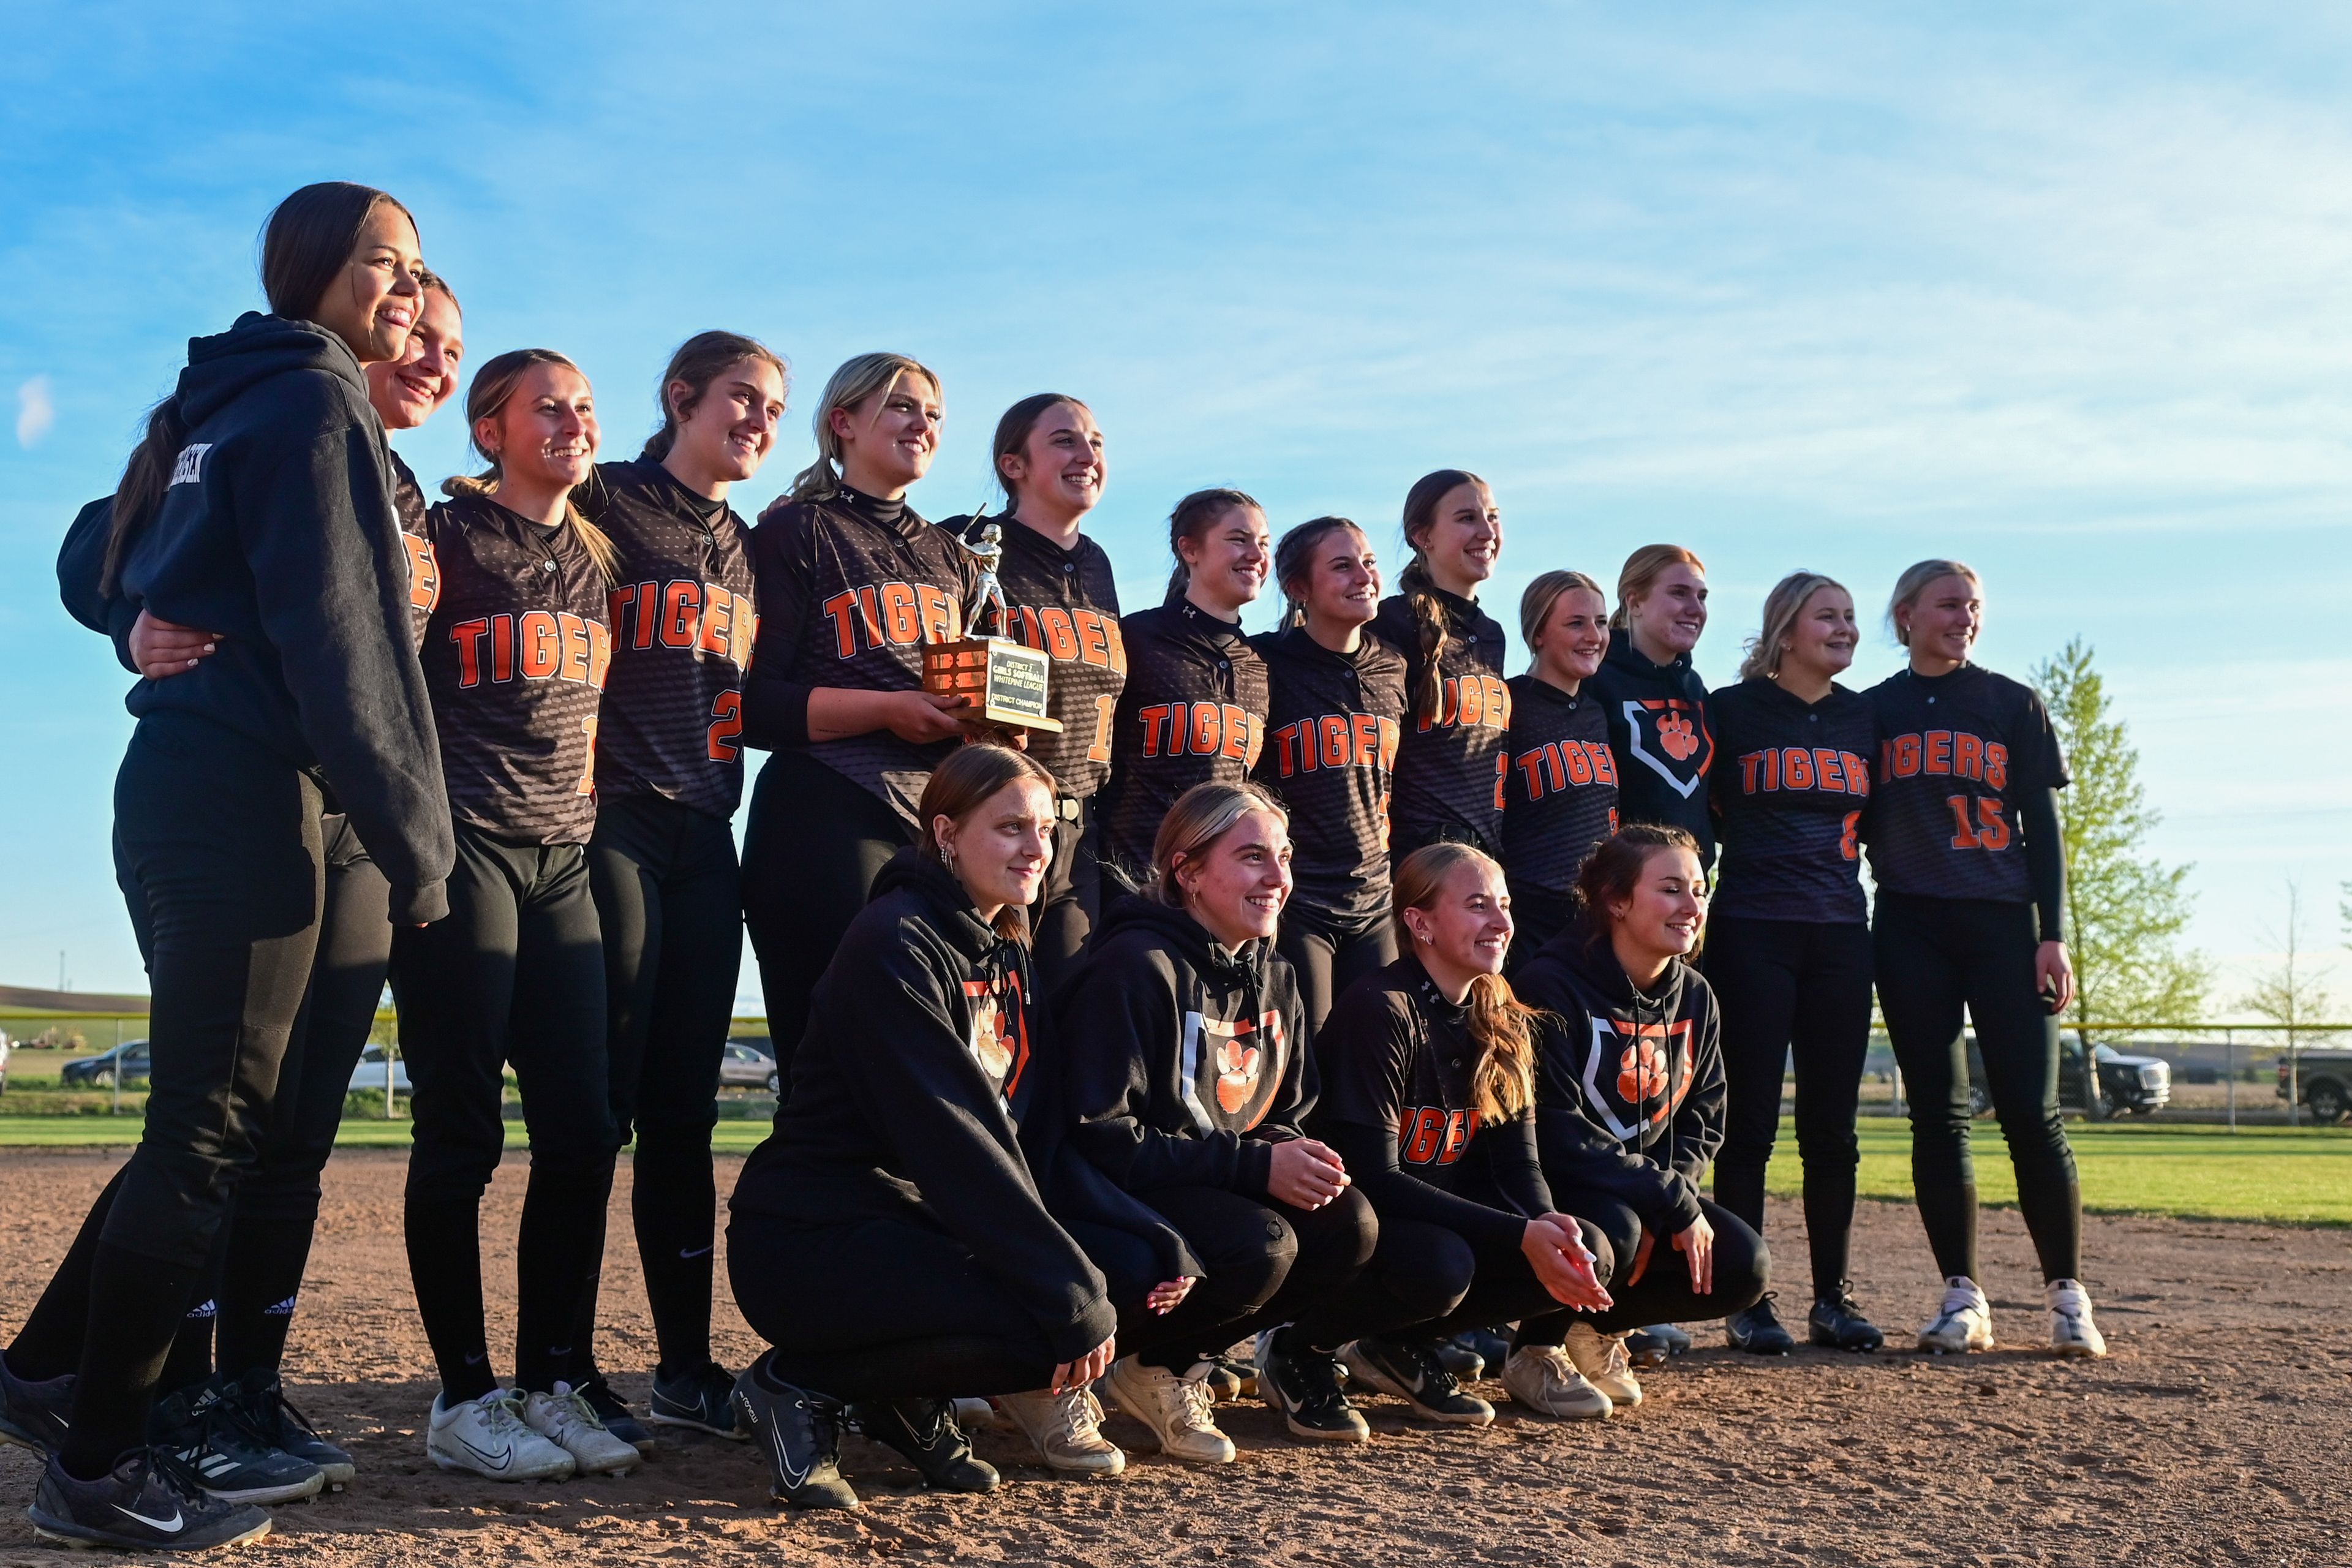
{"left": 1303, "top": 843, "right": 1618, "bottom": 1427}
{"left": 1366, "top": 470, "right": 1513, "bottom": 864}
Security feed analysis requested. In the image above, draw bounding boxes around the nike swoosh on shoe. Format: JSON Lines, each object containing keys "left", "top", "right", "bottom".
{"left": 458, "top": 1437, "right": 513, "bottom": 1471}
{"left": 115, "top": 1506, "right": 184, "bottom": 1534}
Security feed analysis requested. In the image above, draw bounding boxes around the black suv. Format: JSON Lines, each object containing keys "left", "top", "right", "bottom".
{"left": 1965, "top": 1037, "right": 2170, "bottom": 1118}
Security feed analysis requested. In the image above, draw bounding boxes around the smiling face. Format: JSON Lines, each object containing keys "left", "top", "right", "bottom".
{"left": 1532, "top": 584, "right": 1610, "bottom": 688}
{"left": 365, "top": 285, "right": 464, "bottom": 432}
{"left": 674, "top": 356, "right": 787, "bottom": 485}
{"left": 1401, "top": 855, "right": 1515, "bottom": 985}
{"left": 1632, "top": 562, "right": 1709, "bottom": 658}
{"left": 1002, "top": 401, "right": 1106, "bottom": 522}
{"left": 937, "top": 776, "right": 1055, "bottom": 916}
{"left": 1300, "top": 523, "right": 1381, "bottom": 628}
{"left": 1414, "top": 480, "right": 1501, "bottom": 597}
{"left": 1178, "top": 503, "right": 1272, "bottom": 617}
{"left": 1900, "top": 573, "right": 1982, "bottom": 669}
{"left": 1176, "top": 807, "right": 1293, "bottom": 946}
{"left": 1782, "top": 584, "right": 1858, "bottom": 681}
{"left": 310, "top": 201, "right": 425, "bottom": 365}
{"left": 1608, "top": 845, "right": 1708, "bottom": 967}
{"left": 834, "top": 371, "right": 941, "bottom": 494}
{"left": 481, "top": 363, "right": 598, "bottom": 491}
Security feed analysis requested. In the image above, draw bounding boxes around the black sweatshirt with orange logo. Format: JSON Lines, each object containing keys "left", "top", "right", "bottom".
{"left": 1499, "top": 673, "right": 1619, "bottom": 897}
{"left": 1864, "top": 663, "right": 2067, "bottom": 912}
{"left": 578, "top": 458, "right": 758, "bottom": 821}
{"left": 415, "top": 492, "right": 612, "bottom": 846}
{"left": 946, "top": 513, "right": 1127, "bottom": 801}
{"left": 1368, "top": 587, "right": 1512, "bottom": 856}
{"left": 1250, "top": 624, "right": 1407, "bottom": 929}
{"left": 740, "top": 486, "right": 982, "bottom": 824}
{"left": 1588, "top": 628, "right": 1715, "bottom": 870}
{"left": 1708, "top": 676, "right": 1875, "bottom": 924}
{"left": 1099, "top": 600, "right": 1268, "bottom": 876}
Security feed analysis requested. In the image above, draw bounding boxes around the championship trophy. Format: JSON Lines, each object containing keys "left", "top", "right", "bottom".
{"left": 923, "top": 521, "right": 1064, "bottom": 733}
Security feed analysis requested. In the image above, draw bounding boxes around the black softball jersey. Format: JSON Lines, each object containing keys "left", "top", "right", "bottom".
{"left": 1499, "top": 674, "right": 1619, "bottom": 897}
{"left": 1368, "top": 587, "right": 1512, "bottom": 854}
{"left": 1864, "top": 663, "right": 2068, "bottom": 907}
{"left": 578, "top": 458, "right": 758, "bottom": 820}
{"left": 947, "top": 513, "right": 1127, "bottom": 801}
{"left": 1588, "top": 629, "right": 1715, "bottom": 867}
{"left": 741, "top": 486, "right": 982, "bottom": 824}
{"left": 1250, "top": 624, "right": 1407, "bottom": 928}
{"left": 1099, "top": 600, "right": 1268, "bottom": 876}
{"left": 1308, "top": 956, "right": 1553, "bottom": 1251}
{"left": 1708, "top": 677, "right": 1875, "bottom": 924}
{"left": 389, "top": 452, "right": 441, "bottom": 651}
{"left": 1057, "top": 895, "right": 1313, "bottom": 1200}
{"left": 416, "top": 492, "right": 612, "bottom": 846}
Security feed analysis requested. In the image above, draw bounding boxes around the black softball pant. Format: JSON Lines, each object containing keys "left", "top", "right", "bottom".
{"left": 1705, "top": 916, "right": 1874, "bottom": 1298}
{"left": 1874, "top": 891, "right": 2081, "bottom": 1284}
{"left": 581, "top": 790, "right": 743, "bottom": 1379}
{"left": 20, "top": 714, "right": 325, "bottom": 1477}
{"left": 1071, "top": 1185, "right": 1377, "bottom": 1368}
{"left": 1030, "top": 799, "right": 1102, "bottom": 998}
{"left": 1518, "top": 1196, "right": 1768, "bottom": 1341}
{"left": 394, "top": 824, "right": 620, "bottom": 1403}
{"left": 728, "top": 1210, "right": 1072, "bottom": 1402}
{"left": 1277, "top": 910, "right": 1398, "bottom": 1036}
{"left": 741, "top": 750, "right": 913, "bottom": 1068}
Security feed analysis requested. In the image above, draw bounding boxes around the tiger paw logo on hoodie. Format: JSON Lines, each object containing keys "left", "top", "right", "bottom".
{"left": 1656, "top": 709, "right": 1700, "bottom": 762}
{"left": 1617, "top": 1038, "right": 1669, "bottom": 1103}
{"left": 1578, "top": 1017, "right": 1695, "bottom": 1139}
{"left": 1180, "top": 1010, "right": 1287, "bottom": 1134}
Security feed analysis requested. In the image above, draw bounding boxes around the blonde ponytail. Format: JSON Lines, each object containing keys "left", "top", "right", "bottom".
{"left": 1393, "top": 842, "right": 1539, "bottom": 1123}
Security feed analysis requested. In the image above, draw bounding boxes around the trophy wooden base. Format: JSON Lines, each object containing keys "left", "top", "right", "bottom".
{"left": 922, "top": 636, "right": 1065, "bottom": 732}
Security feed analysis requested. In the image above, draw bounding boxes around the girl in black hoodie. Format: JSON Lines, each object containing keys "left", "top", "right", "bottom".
{"left": 1588, "top": 545, "right": 1716, "bottom": 870}
{"left": 729, "top": 745, "right": 1183, "bottom": 1509}
{"left": 1368, "top": 469, "right": 1512, "bottom": 863}
{"left": 9, "top": 184, "right": 451, "bottom": 1555}
{"left": 1510, "top": 825, "right": 1770, "bottom": 1411}
{"left": 1061, "top": 781, "right": 1378, "bottom": 1453}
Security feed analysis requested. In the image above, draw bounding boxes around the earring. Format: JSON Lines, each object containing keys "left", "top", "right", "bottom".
{"left": 938, "top": 839, "right": 957, "bottom": 872}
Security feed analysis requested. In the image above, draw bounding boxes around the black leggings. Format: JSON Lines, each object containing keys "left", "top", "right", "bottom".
{"left": 1520, "top": 1196, "right": 1768, "bottom": 1340}
{"left": 1874, "top": 892, "right": 2081, "bottom": 1284}
{"left": 1072, "top": 1185, "right": 1376, "bottom": 1367}
{"left": 21, "top": 714, "right": 325, "bottom": 1477}
{"left": 1276, "top": 911, "right": 1397, "bottom": 1035}
{"left": 1705, "top": 916, "right": 1873, "bottom": 1298}
{"left": 582, "top": 791, "right": 743, "bottom": 1379}
{"left": 741, "top": 750, "right": 913, "bottom": 1067}
{"left": 1030, "top": 801, "right": 1102, "bottom": 998}
{"left": 393, "top": 825, "right": 619, "bottom": 1402}
{"left": 728, "top": 1211, "right": 1068, "bottom": 1402}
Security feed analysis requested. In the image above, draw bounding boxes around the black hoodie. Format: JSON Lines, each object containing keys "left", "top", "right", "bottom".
{"left": 1510, "top": 930, "right": 1725, "bottom": 1234}
{"left": 90, "top": 314, "right": 452, "bottom": 922}
{"left": 1587, "top": 628, "right": 1715, "bottom": 870}
{"left": 733, "top": 848, "right": 1166, "bottom": 1360}
{"left": 1057, "top": 894, "right": 1313, "bottom": 1200}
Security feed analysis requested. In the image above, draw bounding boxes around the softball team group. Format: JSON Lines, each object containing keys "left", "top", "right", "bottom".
{"left": 2, "top": 183, "right": 2104, "bottom": 1551}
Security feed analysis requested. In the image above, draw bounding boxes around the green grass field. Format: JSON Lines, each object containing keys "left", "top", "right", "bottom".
{"left": 0, "top": 1114, "right": 2345, "bottom": 1226}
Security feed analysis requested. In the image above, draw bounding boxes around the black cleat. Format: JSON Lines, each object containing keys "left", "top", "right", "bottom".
{"left": 730, "top": 1359, "right": 859, "bottom": 1510}
{"left": 29, "top": 1447, "right": 272, "bottom": 1552}
{"left": 1254, "top": 1329, "right": 1368, "bottom": 1442}
{"left": 0, "top": 1352, "right": 72, "bottom": 1457}
{"left": 1340, "top": 1335, "right": 1493, "bottom": 1426}
{"left": 1809, "top": 1290, "right": 1887, "bottom": 1353}
{"left": 227, "top": 1371, "right": 354, "bottom": 1489}
{"left": 648, "top": 1359, "right": 744, "bottom": 1439}
{"left": 1200, "top": 1354, "right": 1253, "bottom": 1403}
{"left": 573, "top": 1373, "right": 653, "bottom": 1451}
{"left": 151, "top": 1377, "right": 323, "bottom": 1506}
{"left": 848, "top": 1398, "right": 999, "bottom": 1493}
{"left": 1624, "top": 1324, "right": 1690, "bottom": 1367}
{"left": 1726, "top": 1295, "right": 1798, "bottom": 1356}
{"left": 1432, "top": 1336, "right": 1485, "bottom": 1381}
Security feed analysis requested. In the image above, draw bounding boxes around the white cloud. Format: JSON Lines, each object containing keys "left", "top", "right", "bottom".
{"left": 15, "top": 377, "right": 53, "bottom": 448}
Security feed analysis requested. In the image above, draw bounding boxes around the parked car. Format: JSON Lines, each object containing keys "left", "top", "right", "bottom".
{"left": 348, "top": 1044, "right": 412, "bottom": 1095}
{"left": 2278, "top": 1051, "right": 2352, "bottom": 1123}
{"left": 719, "top": 1041, "right": 777, "bottom": 1093}
{"left": 61, "top": 1040, "right": 151, "bottom": 1088}
{"left": 1964, "top": 1037, "right": 2170, "bottom": 1118}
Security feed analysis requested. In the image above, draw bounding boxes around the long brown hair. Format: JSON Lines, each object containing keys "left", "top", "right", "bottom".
{"left": 1148, "top": 780, "right": 1287, "bottom": 910}
{"left": 1272, "top": 516, "right": 1365, "bottom": 628}
{"left": 1572, "top": 823, "right": 1702, "bottom": 940}
{"left": 787, "top": 352, "right": 939, "bottom": 502}
{"left": 642, "top": 330, "right": 788, "bottom": 462}
{"left": 1163, "top": 488, "right": 1261, "bottom": 605}
{"left": 1740, "top": 570, "right": 1845, "bottom": 681}
{"left": 916, "top": 743, "right": 1059, "bottom": 944}
{"left": 440, "top": 348, "right": 620, "bottom": 582}
{"left": 1393, "top": 843, "right": 1537, "bottom": 1123}
{"left": 1397, "top": 468, "right": 1487, "bottom": 722}
{"left": 992, "top": 393, "right": 1092, "bottom": 501}
{"left": 104, "top": 181, "right": 414, "bottom": 594}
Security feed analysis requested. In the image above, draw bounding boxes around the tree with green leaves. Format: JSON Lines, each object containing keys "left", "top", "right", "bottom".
{"left": 2032, "top": 638, "right": 2209, "bottom": 1040}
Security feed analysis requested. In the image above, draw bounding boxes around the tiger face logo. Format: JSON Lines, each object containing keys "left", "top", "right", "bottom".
{"left": 1215, "top": 1034, "right": 1262, "bottom": 1114}
{"left": 1618, "top": 1039, "right": 1668, "bottom": 1103}
{"left": 1657, "top": 710, "right": 1700, "bottom": 761}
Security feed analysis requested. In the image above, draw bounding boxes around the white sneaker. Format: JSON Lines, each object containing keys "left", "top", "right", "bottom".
{"left": 1502, "top": 1345, "right": 1613, "bottom": 1420}
{"left": 1562, "top": 1324, "right": 1642, "bottom": 1409}
{"left": 1918, "top": 1276, "right": 1996, "bottom": 1354}
{"left": 1104, "top": 1357, "right": 1235, "bottom": 1464}
{"left": 2046, "top": 1280, "right": 2109, "bottom": 1359}
{"left": 993, "top": 1386, "right": 1126, "bottom": 1476}
{"left": 523, "top": 1384, "right": 641, "bottom": 1476}
{"left": 427, "top": 1390, "right": 576, "bottom": 1481}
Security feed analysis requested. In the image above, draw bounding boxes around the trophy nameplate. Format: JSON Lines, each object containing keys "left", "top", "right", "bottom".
{"left": 923, "top": 520, "right": 1065, "bottom": 733}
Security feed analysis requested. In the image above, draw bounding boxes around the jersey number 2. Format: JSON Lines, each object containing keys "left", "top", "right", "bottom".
{"left": 708, "top": 691, "right": 744, "bottom": 763}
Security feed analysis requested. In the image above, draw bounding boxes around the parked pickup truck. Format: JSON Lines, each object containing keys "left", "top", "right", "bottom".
{"left": 1967, "top": 1038, "right": 2171, "bottom": 1118}
{"left": 2278, "top": 1051, "right": 2352, "bottom": 1123}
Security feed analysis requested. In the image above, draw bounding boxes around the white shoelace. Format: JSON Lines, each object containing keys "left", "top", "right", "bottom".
{"left": 1175, "top": 1374, "right": 1217, "bottom": 1430}
{"left": 1052, "top": 1389, "right": 1104, "bottom": 1447}
{"left": 1938, "top": 1280, "right": 1988, "bottom": 1319}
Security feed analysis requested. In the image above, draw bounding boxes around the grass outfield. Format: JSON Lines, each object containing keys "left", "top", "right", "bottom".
{"left": 0, "top": 1115, "right": 2345, "bottom": 1226}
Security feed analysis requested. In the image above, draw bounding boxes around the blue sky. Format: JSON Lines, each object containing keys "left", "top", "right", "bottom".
{"left": 2, "top": 2, "right": 2346, "bottom": 1012}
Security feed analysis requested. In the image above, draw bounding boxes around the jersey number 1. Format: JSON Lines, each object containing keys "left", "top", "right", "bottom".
{"left": 1086, "top": 693, "right": 1116, "bottom": 764}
